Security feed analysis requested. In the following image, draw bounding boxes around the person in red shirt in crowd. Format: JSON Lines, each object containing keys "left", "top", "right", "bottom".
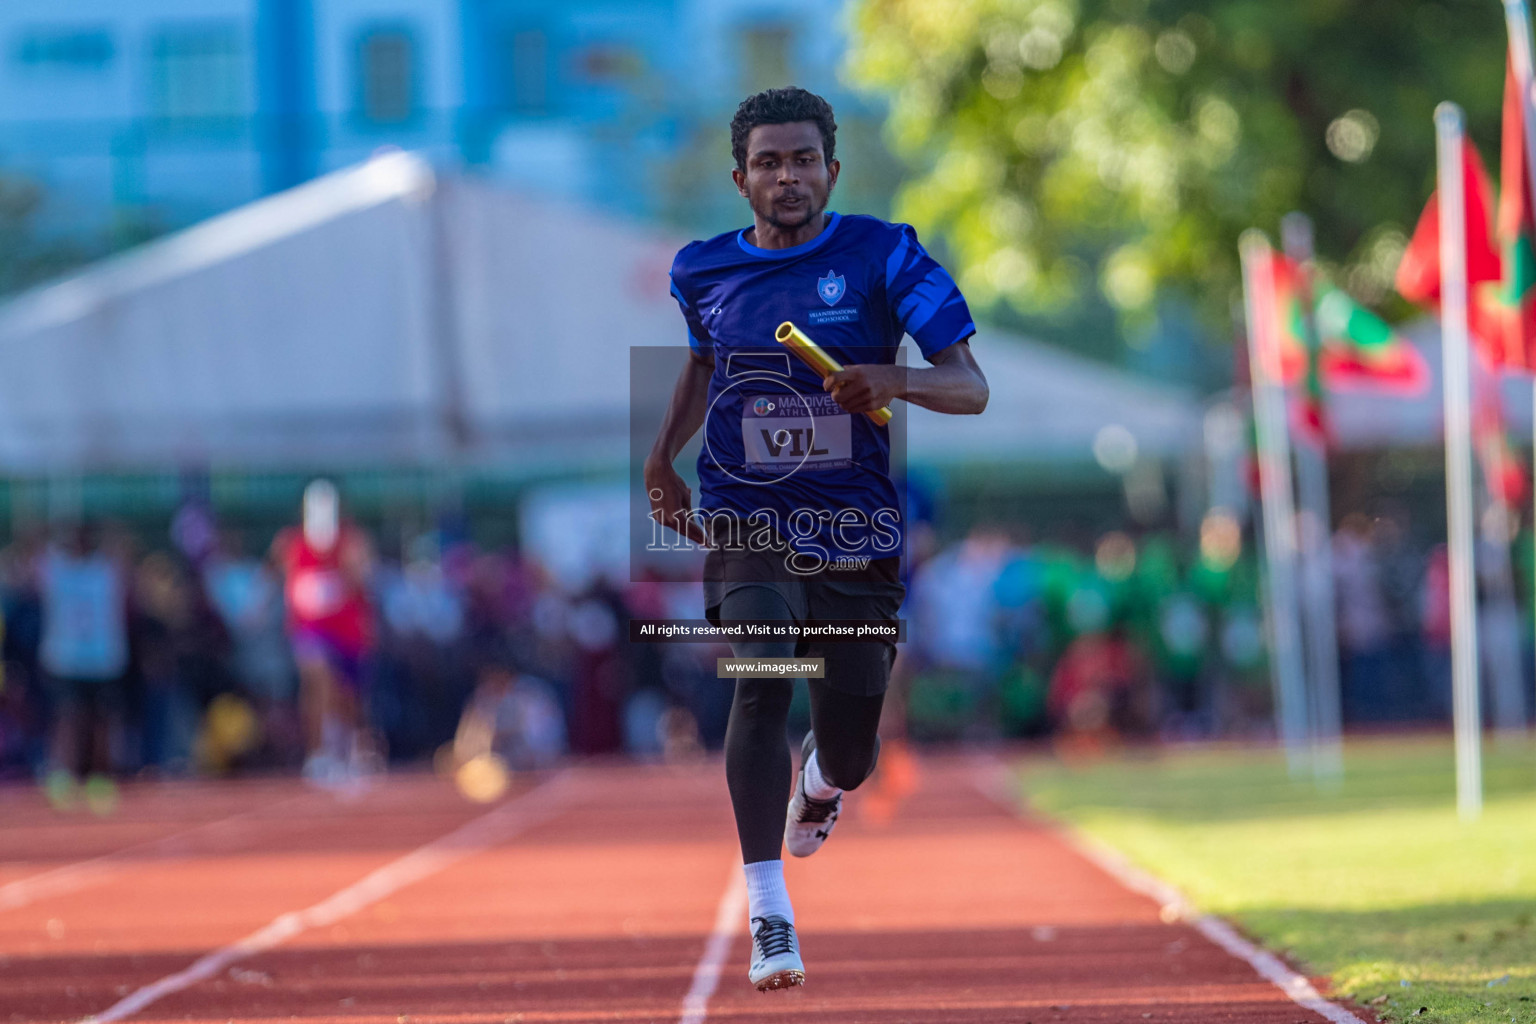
{"left": 1047, "top": 623, "right": 1154, "bottom": 757}
{"left": 270, "top": 480, "right": 378, "bottom": 786}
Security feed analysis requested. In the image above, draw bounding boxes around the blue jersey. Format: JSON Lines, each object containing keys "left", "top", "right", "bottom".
{"left": 669, "top": 212, "right": 975, "bottom": 560}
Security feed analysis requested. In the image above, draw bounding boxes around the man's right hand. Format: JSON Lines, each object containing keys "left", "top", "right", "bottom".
{"left": 644, "top": 457, "right": 708, "bottom": 546}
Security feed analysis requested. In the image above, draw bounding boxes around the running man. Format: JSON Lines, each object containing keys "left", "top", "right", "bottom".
{"left": 270, "top": 479, "right": 378, "bottom": 787}
{"left": 644, "top": 87, "right": 988, "bottom": 991}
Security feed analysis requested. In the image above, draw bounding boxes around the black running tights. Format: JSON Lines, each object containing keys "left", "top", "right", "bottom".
{"left": 720, "top": 585, "right": 885, "bottom": 865}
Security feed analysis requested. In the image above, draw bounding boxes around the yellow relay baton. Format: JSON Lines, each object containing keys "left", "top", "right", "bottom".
{"left": 774, "top": 321, "right": 894, "bottom": 426}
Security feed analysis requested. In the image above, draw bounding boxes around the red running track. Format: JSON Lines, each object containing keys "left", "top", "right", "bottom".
{"left": 0, "top": 753, "right": 1353, "bottom": 1024}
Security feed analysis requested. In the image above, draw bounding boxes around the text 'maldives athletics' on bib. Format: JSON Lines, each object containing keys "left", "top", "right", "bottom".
{"left": 669, "top": 213, "right": 975, "bottom": 562}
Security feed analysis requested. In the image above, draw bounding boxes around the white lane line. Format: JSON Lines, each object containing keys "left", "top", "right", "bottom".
{"left": 0, "top": 792, "right": 318, "bottom": 913}
{"left": 80, "top": 770, "right": 578, "bottom": 1024}
{"left": 676, "top": 859, "right": 747, "bottom": 1024}
{"left": 970, "top": 757, "right": 1369, "bottom": 1024}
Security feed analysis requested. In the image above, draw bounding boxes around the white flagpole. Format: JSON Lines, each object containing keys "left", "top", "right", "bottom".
{"left": 1281, "top": 212, "right": 1344, "bottom": 783}
{"left": 1436, "top": 103, "right": 1484, "bottom": 821}
{"left": 1239, "top": 230, "right": 1312, "bottom": 776}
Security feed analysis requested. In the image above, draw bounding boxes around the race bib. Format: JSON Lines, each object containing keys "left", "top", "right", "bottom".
{"left": 742, "top": 392, "right": 852, "bottom": 472}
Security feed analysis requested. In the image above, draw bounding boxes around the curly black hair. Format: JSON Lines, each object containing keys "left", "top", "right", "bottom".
{"left": 730, "top": 87, "right": 837, "bottom": 172}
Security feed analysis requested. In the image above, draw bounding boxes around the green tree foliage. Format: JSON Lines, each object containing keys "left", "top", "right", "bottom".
{"left": 0, "top": 173, "right": 164, "bottom": 299}
{"left": 0, "top": 175, "right": 90, "bottom": 297}
{"left": 846, "top": 0, "right": 1504, "bottom": 335}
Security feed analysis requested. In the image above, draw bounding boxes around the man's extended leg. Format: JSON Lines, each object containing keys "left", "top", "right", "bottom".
{"left": 718, "top": 584, "right": 805, "bottom": 990}
{"left": 723, "top": 674, "right": 794, "bottom": 862}
{"left": 721, "top": 585, "right": 798, "bottom": 863}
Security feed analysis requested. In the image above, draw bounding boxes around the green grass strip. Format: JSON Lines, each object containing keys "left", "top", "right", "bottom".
{"left": 1016, "top": 736, "right": 1536, "bottom": 1024}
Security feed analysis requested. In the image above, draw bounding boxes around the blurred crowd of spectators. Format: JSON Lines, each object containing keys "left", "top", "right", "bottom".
{"left": 0, "top": 501, "right": 1509, "bottom": 792}
{"left": 899, "top": 508, "right": 1536, "bottom": 749}
{"left": 0, "top": 506, "right": 736, "bottom": 789}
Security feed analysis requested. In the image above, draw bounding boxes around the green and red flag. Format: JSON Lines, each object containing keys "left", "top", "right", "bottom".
{"left": 1395, "top": 135, "right": 1505, "bottom": 357}
{"left": 1495, "top": 52, "right": 1536, "bottom": 370}
{"left": 1314, "top": 283, "right": 1432, "bottom": 395}
{"left": 1263, "top": 252, "right": 1327, "bottom": 444}
{"left": 1265, "top": 252, "right": 1429, "bottom": 406}
{"left": 1295, "top": 278, "right": 1329, "bottom": 447}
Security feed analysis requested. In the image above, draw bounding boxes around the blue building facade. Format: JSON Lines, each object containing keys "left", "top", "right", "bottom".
{"left": 0, "top": 0, "right": 891, "bottom": 246}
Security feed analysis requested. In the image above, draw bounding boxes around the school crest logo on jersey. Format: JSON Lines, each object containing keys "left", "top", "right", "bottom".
{"left": 817, "top": 270, "right": 846, "bottom": 306}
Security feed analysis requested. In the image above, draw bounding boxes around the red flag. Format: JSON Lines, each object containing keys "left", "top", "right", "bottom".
{"left": 1497, "top": 52, "right": 1536, "bottom": 370}
{"left": 1395, "top": 137, "right": 1505, "bottom": 358}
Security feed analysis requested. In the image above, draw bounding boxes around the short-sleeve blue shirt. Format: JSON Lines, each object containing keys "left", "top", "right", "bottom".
{"left": 669, "top": 212, "right": 975, "bottom": 560}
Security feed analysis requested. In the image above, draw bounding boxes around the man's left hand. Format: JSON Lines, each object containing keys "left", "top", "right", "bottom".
{"left": 823, "top": 364, "right": 904, "bottom": 415}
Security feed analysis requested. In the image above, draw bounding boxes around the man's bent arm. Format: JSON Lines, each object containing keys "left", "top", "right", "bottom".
{"left": 644, "top": 349, "right": 715, "bottom": 543}
{"left": 824, "top": 340, "right": 988, "bottom": 417}
{"left": 647, "top": 349, "right": 714, "bottom": 465}
{"left": 902, "top": 341, "right": 988, "bottom": 414}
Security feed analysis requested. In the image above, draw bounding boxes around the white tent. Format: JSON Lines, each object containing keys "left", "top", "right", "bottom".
{"left": 0, "top": 153, "right": 684, "bottom": 473}
{"left": 0, "top": 153, "right": 1202, "bottom": 475}
{"left": 905, "top": 335, "right": 1200, "bottom": 467}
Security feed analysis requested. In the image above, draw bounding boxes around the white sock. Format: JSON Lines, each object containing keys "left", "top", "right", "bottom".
{"left": 743, "top": 860, "right": 794, "bottom": 925}
{"left": 804, "top": 749, "right": 842, "bottom": 801}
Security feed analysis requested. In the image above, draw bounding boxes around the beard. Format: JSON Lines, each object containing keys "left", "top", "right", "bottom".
{"left": 755, "top": 190, "right": 829, "bottom": 231}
